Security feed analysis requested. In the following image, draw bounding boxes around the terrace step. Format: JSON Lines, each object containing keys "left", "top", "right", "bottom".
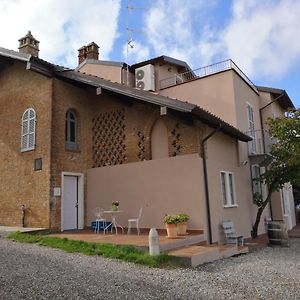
{"left": 168, "top": 244, "right": 249, "bottom": 267}
{"left": 159, "top": 232, "right": 205, "bottom": 252}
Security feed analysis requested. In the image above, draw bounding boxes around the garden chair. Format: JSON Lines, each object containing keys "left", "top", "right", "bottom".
{"left": 221, "top": 220, "right": 244, "bottom": 246}
{"left": 95, "top": 207, "right": 106, "bottom": 234}
{"left": 127, "top": 207, "right": 143, "bottom": 235}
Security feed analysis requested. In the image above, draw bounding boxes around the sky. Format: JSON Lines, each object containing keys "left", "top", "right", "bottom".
{"left": 0, "top": 0, "right": 299, "bottom": 108}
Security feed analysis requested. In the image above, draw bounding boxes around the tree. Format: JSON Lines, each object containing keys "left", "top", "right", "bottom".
{"left": 251, "top": 109, "right": 300, "bottom": 238}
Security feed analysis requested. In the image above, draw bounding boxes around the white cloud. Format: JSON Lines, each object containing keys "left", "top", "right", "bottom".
{"left": 222, "top": 0, "right": 300, "bottom": 80}
{"left": 122, "top": 40, "right": 150, "bottom": 64}
{"left": 142, "top": 0, "right": 300, "bottom": 82}
{"left": 143, "top": 0, "right": 218, "bottom": 66}
{"left": 0, "top": 0, "right": 121, "bottom": 67}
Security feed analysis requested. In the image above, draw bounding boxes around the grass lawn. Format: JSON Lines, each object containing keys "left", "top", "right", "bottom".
{"left": 7, "top": 231, "right": 178, "bottom": 268}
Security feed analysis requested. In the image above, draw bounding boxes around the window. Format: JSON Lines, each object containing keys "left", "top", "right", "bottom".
{"left": 65, "top": 110, "right": 78, "bottom": 150}
{"left": 247, "top": 103, "right": 256, "bottom": 154}
{"left": 21, "top": 108, "right": 36, "bottom": 152}
{"left": 251, "top": 165, "right": 262, "bottom": 197}
{"left": 220, "top": 171, "right": 237, "bottom": 207}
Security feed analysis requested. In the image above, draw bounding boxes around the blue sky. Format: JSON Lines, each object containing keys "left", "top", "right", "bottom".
{"left": 0, "top": 0, "right": 299, "bottom": 108}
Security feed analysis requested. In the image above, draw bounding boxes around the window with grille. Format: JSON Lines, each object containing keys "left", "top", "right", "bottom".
{"left": 220, "top": 171, "right": 237, "bottom": 207}
{"left": 65, "top": 110, "right": 78, "bottom": 151}
{"left": 21, "top": 108, "right": 36, "bottom": 152}
{"left": 247, "top": 103, "right": 256, "bottom": 154}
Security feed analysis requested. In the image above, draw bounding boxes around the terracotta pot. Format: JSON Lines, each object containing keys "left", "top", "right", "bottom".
{"left": 165, "top": 223, "right": 178, "bottom": 238}
{"left": 177, "top": 221, "right": 187, "bottom": 235}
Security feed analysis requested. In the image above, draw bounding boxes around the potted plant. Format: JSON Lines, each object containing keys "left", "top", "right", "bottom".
{"left": 177, "top": 213, "right": 189, "bottom": 235}
{"left": 111, "top": 201, "right": 119, "bottom": 211}
{"left": 163, "top": 214, "right": 180, "bottom": 238}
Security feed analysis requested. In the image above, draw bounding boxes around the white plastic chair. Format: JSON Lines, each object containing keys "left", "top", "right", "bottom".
{"left": 127, "top": 207, "right": 143, "bottom": 235}
{"left": 95, "top": 207, "right": 106, "bottom": 234}
{"left": 221, "top": 220, "right": 244, "bottom": 246}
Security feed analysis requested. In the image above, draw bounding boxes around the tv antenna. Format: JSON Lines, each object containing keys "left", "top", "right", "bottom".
{"left": 125, "top": 0, "right": 147, "bottom": 86}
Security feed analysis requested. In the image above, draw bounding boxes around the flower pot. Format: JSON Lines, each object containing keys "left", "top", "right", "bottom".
{"left": 177, "top": 221, "right": 188, "bottom": 235}
{"left": 165, "top": 223, "right": 178, "bottom": 238}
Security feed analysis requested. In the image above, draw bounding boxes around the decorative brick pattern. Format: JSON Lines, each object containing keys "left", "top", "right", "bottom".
{"left": 171, "top": 122, "right": 182, "bottom": 156}
{"left": 137, "top": 131, "right": 146, "bottom": 160}
{"left": 92, "top": 109, "right": 126, "bottom": 167}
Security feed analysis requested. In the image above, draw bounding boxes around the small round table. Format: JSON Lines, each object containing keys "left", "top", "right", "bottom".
{"left": 103, "top": 210, "right": 124, "bottom": 234}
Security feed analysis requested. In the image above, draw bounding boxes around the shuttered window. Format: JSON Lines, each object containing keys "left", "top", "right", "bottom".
{"left": 220, "top": 171, "right": 237, "bottom": 207}
{"left": 21, "top": 108, "right": 36, "bottom": 152}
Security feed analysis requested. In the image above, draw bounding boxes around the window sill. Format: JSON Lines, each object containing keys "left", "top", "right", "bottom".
{"left": 65, "top": 142, "right": 80, "bottom": 152}
{"left": 21, "top": 148, "right": 35, "bottom": 153}
{"left": 223, "top": 204, "right": 238, "bottom": 208}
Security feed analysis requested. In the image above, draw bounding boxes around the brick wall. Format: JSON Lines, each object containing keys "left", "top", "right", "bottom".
{"left": 0, "top": 62, "right": 52, "bottom": 227}
{"left": 50, "top": 79, "right": 203, "bottom": 229}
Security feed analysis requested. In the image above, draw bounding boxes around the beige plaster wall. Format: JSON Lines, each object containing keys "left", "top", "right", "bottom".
{"left": 206, "top": 132, "right": 271, "bottom": 242}
{"left": 159, "top": 70, "right": 238, "bottom": 126}
{"left": 87, "top": 154, "right": 207, "bottom": 234}
{"left": 79, "top": 63, "right": 122, "bottom": 83}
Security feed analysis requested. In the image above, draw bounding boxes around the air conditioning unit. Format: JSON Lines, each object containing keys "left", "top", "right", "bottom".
{"left": 135, "top": 64, "right": 155, "bottom": 91}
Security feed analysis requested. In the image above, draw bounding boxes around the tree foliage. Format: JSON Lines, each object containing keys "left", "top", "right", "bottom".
{"left": 252, "top": 109, "right": 300, "bottom": 238}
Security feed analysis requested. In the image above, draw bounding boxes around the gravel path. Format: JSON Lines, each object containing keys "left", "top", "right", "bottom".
{"left": 0, "top": 237, "right": 300, "bottom": 299}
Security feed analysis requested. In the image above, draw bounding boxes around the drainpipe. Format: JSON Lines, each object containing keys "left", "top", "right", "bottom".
{"left": 201, "top": 124, "right": 222, "bottom": 244}
{"left": 259, "top": 93, "right": 284, "bottom": 153}
{"left": 259, "top": 93, "right": 284, "bottom": 220}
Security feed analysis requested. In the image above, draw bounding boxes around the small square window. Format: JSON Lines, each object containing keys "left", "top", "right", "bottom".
{"left": 34, "top": 158, "right": 42, "bottom": 171}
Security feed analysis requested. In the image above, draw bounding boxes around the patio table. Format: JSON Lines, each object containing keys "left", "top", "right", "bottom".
{"left": 103, "top": 210, "right": 124, "bottom": 235}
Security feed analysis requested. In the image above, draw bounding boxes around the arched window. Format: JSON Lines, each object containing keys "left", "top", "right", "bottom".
{"left": 151, "top": 119, "right": 169, "bottom": 159}
{"left": 65, "top": 109, "right": 78, "bottom": 150}
{"left": 21, "top": 108, "right": 36, "bottom": 152}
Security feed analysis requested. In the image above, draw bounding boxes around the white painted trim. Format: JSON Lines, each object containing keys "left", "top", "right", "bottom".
{"left": 61, "top": 172, "right": 84, "bottom": 232}
{"left": 220, "top": 170, "right": 237, "bottom": 207}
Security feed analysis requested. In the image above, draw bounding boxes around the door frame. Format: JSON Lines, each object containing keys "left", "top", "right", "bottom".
{"left": 61, "top": 172, "right": 84, "bottom": 231}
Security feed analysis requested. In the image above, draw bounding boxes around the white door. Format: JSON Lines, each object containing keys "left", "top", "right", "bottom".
{"left": 62, "top": 175, "right": 79, "bottom": 230}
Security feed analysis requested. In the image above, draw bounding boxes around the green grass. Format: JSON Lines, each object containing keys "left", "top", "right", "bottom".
{"left": 7, "top": 231, "right": 178, "bottom": 268}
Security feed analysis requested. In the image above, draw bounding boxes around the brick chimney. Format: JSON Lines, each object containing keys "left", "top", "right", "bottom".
{"left": 78, "top": 42, "right": 99, "bottom": 65}
{"left": 18, "top": 31, "right": 39, "bottom": 57}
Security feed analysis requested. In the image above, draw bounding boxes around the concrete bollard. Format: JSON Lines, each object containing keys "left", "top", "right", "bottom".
{"left": 149, "top": 228, "right": 160, "bottom": 256}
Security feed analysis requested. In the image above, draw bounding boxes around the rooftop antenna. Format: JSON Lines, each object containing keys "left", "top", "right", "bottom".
{"left": 125, "top": 0, "right": 147, "bottom": 86}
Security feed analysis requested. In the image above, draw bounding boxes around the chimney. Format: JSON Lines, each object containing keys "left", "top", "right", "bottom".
{"left": 78, "top": 42, "right": 99, "bottom": 65}
{"left": 18, "top": 31, "right": 40, "bottom": 57}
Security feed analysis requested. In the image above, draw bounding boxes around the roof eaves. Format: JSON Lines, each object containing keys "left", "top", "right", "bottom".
{"left": 0, "top": 47, "right": 31, "bottom": 62}
{"left": 55, "top": 70, "right": 251, "bottom": 142}
{"left": 192, "top": 106, "right": 252, "bottom": 142}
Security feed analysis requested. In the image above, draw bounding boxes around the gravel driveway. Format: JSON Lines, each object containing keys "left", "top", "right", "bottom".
{"left": 0, "top": 237, "right": 300, "bottom": 299}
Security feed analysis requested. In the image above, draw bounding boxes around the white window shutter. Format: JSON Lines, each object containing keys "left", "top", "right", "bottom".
{"left": 21, "top": 108, "right": 36, "bottom": 152}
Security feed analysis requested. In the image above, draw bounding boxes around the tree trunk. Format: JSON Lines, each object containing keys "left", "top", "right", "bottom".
{"left": 251, "top": 191, "right": 272, "bottom": 238}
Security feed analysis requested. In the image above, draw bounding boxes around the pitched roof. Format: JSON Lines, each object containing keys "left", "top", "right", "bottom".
{"left": 0, "top": 47, "right": 251, "bottom": 142}
{"left": 56, "top": 70, "right": 251, "bottom": 142}
{"left": 131, "top": 55, "right": 192, "bottom": 72}
{"left": 257, "top": 86, "right": 295, "bottom": 110}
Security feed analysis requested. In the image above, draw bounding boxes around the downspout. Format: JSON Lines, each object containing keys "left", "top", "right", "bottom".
{"left": 201, "top": 124, "right": 222, "bottom": 244}
{"left": 259, "top": 93, "right": 284, "bottom": 220}
{"left": 259, "top": 93, "right": 284, "bottom": 153}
